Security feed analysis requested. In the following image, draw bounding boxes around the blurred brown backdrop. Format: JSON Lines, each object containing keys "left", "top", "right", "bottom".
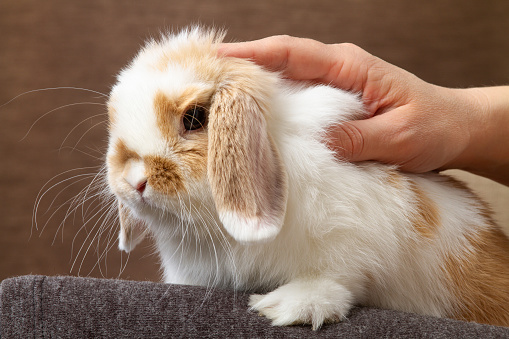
{"left": 1, "top": 0, "right": 508, "bottom": 282}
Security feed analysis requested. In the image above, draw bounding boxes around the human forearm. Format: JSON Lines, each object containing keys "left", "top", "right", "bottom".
{"left": 452, "top": 86, "right": 509, "bottom": 186}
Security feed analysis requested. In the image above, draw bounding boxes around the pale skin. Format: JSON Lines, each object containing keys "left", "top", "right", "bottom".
{"left": 219, "top": 36, "right": 509, "bottom": 186}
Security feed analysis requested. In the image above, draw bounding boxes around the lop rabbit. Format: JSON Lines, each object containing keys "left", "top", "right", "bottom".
{"left": 105, "top": 27, "right": 509, "bottom": 329}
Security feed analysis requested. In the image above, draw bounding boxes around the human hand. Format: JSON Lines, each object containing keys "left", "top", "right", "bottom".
{"left": 219, "top": 36, "right": 509, "bottom": 185}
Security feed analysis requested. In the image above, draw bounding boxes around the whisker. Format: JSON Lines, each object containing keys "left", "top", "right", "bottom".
{"left": 59, "top": 113, "right": 108, "bottom": 150}
{"left": 44, "top": 174, "right": 98, "bottom": 216}
{"left": 61, "top": 172, "right": 109, "bottom": 235}
{"left": 78, "top": 166, "right": 108, "bottom": 221}
{"left": 0, "top": 86, "right": 108, "bottom": 110}
{"left": 54, "top": 190, "right": 107, "bottom": 246}
{"left": 70, "top": 200, "right": 116, "bottom": 274}
{"left": 196, "top": 213, "right": 220, "bottom": 306}
{"left": 20, "top": 102, "right": 106, "bottom": 142}
{"left": 32, "top": 167, "right": 102, "bottom": 234}
{"left": 58, "top": 146, "right": 105, "bottom": 161}
{"left": 118, "top": 227, "right": 134, "bottom": 278}
{"left": 70, "top": 120, "right": 108, "bottom": 151}
{"left": 42, "top": 176, "right": 101, "bottom": 242}
{"left": 58, "top": 186, "right": 107, "bottom": 240}
{"left": 173, "top": 188, "right": 191, "bottom": 278}
{"left": 69, "top": 193, "right": 112, "bottom": 255}
{"left": 87, "top": 202, "right": 120, "bottom": 277}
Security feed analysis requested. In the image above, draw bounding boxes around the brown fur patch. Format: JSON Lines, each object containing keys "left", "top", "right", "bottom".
{"left": 178, "top": 86, "right": 214, "bottom": 112}
{"left": 444, "top": 227, "right": 509, "bottom": 326}
{"left": 384, "top": 168, "right": 404, "bottom": 188}
{"left": 109, "top": 139, "right": 141, "bottom": 170}
{"left": 155, "top": 44, "right": 203, "bottom": 71}
{"left": 154, "top": 89, "right": 213, "bottom": 140}
{"left": 443, "top": 175, "right": 498, "bottom": 230}
{"left": 173, "top": 138, "right": 208, "bottom": 180}
{"left": 409, "top": 182, "right": 441, "bottom": 239}
{"left": 208, "top": 86, "right": 262, "bottom": 216}
{"left": 207, "top": 65, "right": 287, "bottom": 222}
{"left": 145, "top": 155, "right": 185, "bottom": 193}
{"left": 154, "top": 91, "right": 180, "bottom": 139}
{"left": 443, "top": 174, "right": 473, "bottom": 192}
{"left": 154, "top": 32, "right": 222, "bottom": 77}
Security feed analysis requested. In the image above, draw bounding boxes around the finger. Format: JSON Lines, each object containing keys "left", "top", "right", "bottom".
{"left": 327, "top": 112, "right": 402, "bottom": 163}
{"left": 219, "top": 36, "right": 338, "bottom": 82}
{"left": 219, "top": 38, "right": 290, "bottom": 73}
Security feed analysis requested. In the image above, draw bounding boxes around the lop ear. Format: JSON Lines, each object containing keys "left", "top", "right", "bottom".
{"left": 207, "top": 63, "right": 288, "bottom": 243}
{"left": 117, "top": 201, "right": 147, "bottom": 252}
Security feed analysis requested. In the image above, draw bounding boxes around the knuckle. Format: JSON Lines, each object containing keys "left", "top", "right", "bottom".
{"left": 330, "top": 122, "right": 365, "bottom": 161}
{"left": 335, "top": 43, "right": 377, "bottom": 67}
{"left": 335, "top": 42, "right": 363, "bottom": 55}
{"left": 271, "top": 34, "right": 294, "bottom": 45}
{"left": 343, "top": 122, "right": 365, "bottom": 159}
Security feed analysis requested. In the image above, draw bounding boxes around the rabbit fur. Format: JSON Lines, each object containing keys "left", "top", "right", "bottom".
{"left": 105, "top": 27, "right": 509, "bottom": 330}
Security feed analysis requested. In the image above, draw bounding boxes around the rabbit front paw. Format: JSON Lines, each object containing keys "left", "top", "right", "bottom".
{"left": 249, "top": 278, "right": 353, "bottom": 330}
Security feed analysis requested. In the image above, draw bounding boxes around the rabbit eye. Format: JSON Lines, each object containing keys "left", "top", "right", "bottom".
{"left": 183, "top": 106, "right": 207, "bottom": 131}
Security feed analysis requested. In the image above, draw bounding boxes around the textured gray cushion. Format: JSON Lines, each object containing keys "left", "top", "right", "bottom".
{"left": 1, "top": 275, "right": 509, "bottom": 338}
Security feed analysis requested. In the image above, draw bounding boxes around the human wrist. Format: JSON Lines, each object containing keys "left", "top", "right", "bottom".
{"left": 453, "top": 86, "right": 509, "bottom": 185}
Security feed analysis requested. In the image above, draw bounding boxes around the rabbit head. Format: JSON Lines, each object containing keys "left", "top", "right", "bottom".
{"left": 106, "top": 28, "right": 288, "bottom": 249}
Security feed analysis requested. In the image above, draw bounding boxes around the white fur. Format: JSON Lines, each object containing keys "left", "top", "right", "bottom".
{"left": 118, "top": 224, "right": 146, "bottom": 253}
{"left": 106, "top": 28, "right": 498, "bottom": 329}
{"left": 249, "top": 278, "right": 354, "bottom": 330}
{"left": 219, "top": 212, "right": 281, "bottom": 244}
{"left": 122, "top": 160, "right": 147, "bottom": 191}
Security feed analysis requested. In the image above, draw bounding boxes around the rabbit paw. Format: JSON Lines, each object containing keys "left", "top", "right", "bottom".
{"left": 249, "top": 279, "right": 353, "bottom": 330}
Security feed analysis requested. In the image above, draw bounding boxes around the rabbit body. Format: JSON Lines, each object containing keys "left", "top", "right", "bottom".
{"left": 106, "top": 28, "right": 509, "bottom": 329}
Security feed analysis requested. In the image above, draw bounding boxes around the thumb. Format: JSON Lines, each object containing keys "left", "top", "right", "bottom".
{"left": 326, "top": 114, "right": 394, "bottom": 163}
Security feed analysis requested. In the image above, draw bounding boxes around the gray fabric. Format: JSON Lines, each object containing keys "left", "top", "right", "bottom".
{"left": 1, "top": 275, "right": 509, "bottom": 338}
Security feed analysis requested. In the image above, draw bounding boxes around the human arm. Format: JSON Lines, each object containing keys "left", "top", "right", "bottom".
{"left": 219, "top": 36, "right": 509, "bottom": 186}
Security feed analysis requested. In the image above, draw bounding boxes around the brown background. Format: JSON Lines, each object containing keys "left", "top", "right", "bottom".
{"left": 1, "top": 0, "right": 508, "bottom": 282}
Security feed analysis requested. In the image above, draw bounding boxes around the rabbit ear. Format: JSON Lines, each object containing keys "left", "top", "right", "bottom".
{"left": 118, "top": 201, "right": 147, "bottom": 252}
{"left": 207, "top": 65, "right": 288, "bottom": 243}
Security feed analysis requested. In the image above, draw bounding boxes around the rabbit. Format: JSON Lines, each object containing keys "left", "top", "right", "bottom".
{"left": 105, "top": 27, "right": 509, "bottom": 330}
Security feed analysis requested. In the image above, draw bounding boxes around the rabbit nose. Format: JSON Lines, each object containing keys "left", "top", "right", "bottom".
{"left": 123, "top": 160, "right": 148, "bottom": 195}
{"left": 125, "top": 175, "right": 148, "bottom": 195}
{"left": 135, "top": 180, "right": 147, "bottom": 194}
